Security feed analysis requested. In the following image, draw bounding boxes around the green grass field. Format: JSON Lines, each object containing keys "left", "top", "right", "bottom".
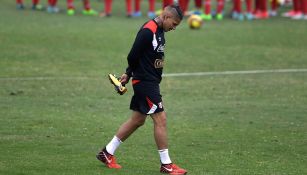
{"left": 1, "top": 0, "right": 307, "bottom": 174}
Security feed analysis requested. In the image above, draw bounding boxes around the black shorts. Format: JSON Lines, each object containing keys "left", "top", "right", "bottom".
{"left": 130, "top": 80, "right": 164, "bottom": 115}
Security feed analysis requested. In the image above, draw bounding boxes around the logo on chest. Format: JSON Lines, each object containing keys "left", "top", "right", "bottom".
{"left": 152, "top": 34, "right": 165, "bottom": 53}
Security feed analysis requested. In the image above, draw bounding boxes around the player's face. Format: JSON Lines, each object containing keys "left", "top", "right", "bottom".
{"left": 163, "top": 16, "right": 181, "bottom": 32}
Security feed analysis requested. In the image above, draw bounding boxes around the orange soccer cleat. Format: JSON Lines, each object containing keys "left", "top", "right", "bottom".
{"left": 160, "top": 163, "right": 187, "bottom": 175}
{"left": 96, "top": 148, "right": 122, "bottom": 169}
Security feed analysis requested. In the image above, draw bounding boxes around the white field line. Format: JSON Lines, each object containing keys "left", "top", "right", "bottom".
{"left": 162, "top": 68, "right": 307, "bottom": 77}
{"left": 0, "top": 69, "right": 307, "bottom": 81}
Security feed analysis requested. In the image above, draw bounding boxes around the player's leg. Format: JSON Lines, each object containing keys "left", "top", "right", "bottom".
{"left": 194, "top": 0, "right": 202, "bottom": 14}
{"left": 133, "top": 0, "right": 142, "bottom": 17}
{"left": 270, "top": 0, "right": 278, "bottom": 16}
{"left": 303, "top": 0, "right": 307, "bottom": 19}
{"left": 254, "top": 0, "right": 261, "bottom": 15}
{"left": 126, "top": 0, "right": 133, "bottom": 17}
{"left": 151, "top": 111, "right": 168, "bottom": 150}
{"left": 96, "top": 111, "right": 147, "bottom": 168}
{"left": 292, "top": 0, "right": 303, "bottom": 19}
{"left": 245, "top": 0, "right": 254, "bottom": 20}
{"left": 47, "top": 0, "right": 59, "bottom": 13}
{"left": 201, "top": 0, "right": 212, "bottom": 20}
{"left": 163, "top": 0, "right": 174, "bottom": 7}
{"left": 151, "top": 111, "right": 187, "bottom": 175}
{"left": 232, "top": 0, "right": 242, "bottom": 19}
{"left": 100, "top": 0, "right": 112, "bottom": 17}
{"left": 116, "top": 111, "right": 147, "bottom": 141}
{"left": 67, "top": 0, "right": 75, "bottom": 15}
{"left": 216, "top": 0, "right": 224, "bottom": 20}
{"left": 254, "top": 0, "right": 268, "bottom": 19}
{"left": 148, "top": 0, "right": 156, "bottom": 18}
{"left": 32, "top": 0, "right": 43, "bottom": 10}
{"left": 178, "top": 0, "right": 186, "bottom": 15}
{"left": 82, "top": 0, "right": 98, "bottom": 15}
{"left": 16, "top": 0, "right": 25, "bottom": 9}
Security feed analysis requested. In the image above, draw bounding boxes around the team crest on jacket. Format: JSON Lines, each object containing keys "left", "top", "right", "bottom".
{"left": 158, "top": 102, "right": 163, "bottom": 109}
{"left": 157, "top": 44, "right": 165, "bottom": 52}
{"left": 154, "top": 59, "right": 164, "bottom": 68}
{"left": 152, "top": 34, "right": 165, "bottom": 53}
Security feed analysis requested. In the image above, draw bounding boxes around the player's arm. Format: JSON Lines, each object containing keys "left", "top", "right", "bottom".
{"left": 123, "top": 28, "right": 153, "bottom": 84}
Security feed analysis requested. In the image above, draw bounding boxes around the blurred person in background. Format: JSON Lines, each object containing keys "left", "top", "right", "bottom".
{"left": 253, "top": 0, "right": 269, "bottom": 19}
{"left": 125, "top": 0, "right": 156, "bottom": 18}
{"left": 282, "top": 0, "right": 306, "bottom": 19}
{"left": 99, "top": 0, "right": 112, "bottom": 17}
{"left": 66, "top": 0, "right": 98, "bottom": 16}
{"left": 47, "top": 0, "right": 59, "bottom": 13}
{"left": 201, "top": 0, "right": 225, "bottom": 20}
{"left": 16, "top": 0, "right": 44, "bottom": 10}
{"left": 178, "top": 0, "right": 203, "bottom": 16}
{"left": 232, "top": 0, "right": 254, "bottom": 20}
{"left": 99, "top": 0, "right": 155, "bottom": 18}
{"left": 269, "top": 0, "right": 279, "bottom": 16}
{"left": 290, "top": 0, "right": 307, "bottom": 19}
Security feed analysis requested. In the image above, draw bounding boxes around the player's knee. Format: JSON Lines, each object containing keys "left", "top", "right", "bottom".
{"left": 152, "top": 112, "right": 167, "bottom": 128}
{"left": 134, "top": 117, "right": 146, "bottom": 127}
{"left": 157, "top": 117, "right": 167, "bottom": 128}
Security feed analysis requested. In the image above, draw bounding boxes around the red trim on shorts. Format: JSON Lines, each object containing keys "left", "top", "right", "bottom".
{"left": 132, "top": 79, "right": 141, "bottom": 85}
{"left": 146, "top": 97, "right": 153, "bottom": 109}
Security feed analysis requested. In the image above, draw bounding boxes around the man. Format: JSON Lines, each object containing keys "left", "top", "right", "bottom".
{"left": 126, "top": 0, "right": 156, "bottom": 18}
{"left": 96, "top": 5, "right": 187, "bottom": 175}
{"left": 66, "top": 0, "right": 97, "bottom": 16}
{"left": 16, "top": 0, "right": 43, "bottom": 10}
{"left": 202, "top": 0, "right": 225, "bottom": 20}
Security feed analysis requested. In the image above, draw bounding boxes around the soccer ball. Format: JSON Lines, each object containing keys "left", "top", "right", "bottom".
{"left": 187, "top": 14, "right": 203, "bottom": 29}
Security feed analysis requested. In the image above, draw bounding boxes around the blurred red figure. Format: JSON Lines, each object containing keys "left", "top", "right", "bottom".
{"left": 178, "top": 0, "right": 203, "bottom": 16}
{"left": 269, "top": 0, "right": 279, "bottom": 16}
{"left": 66, "top": 0, "right": 97, "bottom": 16}
{"left": 100, "top": 0, "right": 155, "bottom": 18}
{"left": 163, "top": 0, "right": 174, "bottom": 8}
{"left": 282, "top": 0, "right": 307, "bottom": 19}
{"left": 232, "top": 0, "right": 253, "bottom": 20}
{"left": 253, "top": 0, "right": 269, "bottom": 19}
{"left": 200, "top": 0, "right": 225, "bottom": 20}
{"left": 125, "top": 0, "right": 156, "bottom": 18}
{"left": 16, "top": 0, "right": 43, "bottom": 10}
{"left": 99, "top": 0, "right": 113, "bottom": 17}
{"left": 47, "top": 0, "right": 59, "bottom": 13}
{"left": 290, "top": 0, "right": 307, "bottom": 19}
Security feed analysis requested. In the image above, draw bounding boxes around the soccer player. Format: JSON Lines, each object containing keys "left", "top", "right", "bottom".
{"left": 16, "top": 0, "right": 43, "bottom": 10}
{"left": 232, "top": 0, "right": 254, "bottom": 20}
{"left": 47, "top": 0, "right": 59, "bottom": 13}
{"left": 66, "top": 0, "right": 97, "bottom": 16}
{"left": 201, "top": 0, "right": 225, "bottom": 20}
{"left": 291, "top": 0, "right": 307, "bottom": 19}
{"left": 96, "top": 5, "right": 188, "bottom": 175}
{"left": 282, "top": 0, "right": 306, "bottom": 19}
{"left": 99, "top": 0, "right": 112, "bottom": 17}
{"left": 179, "top": 0, "right": 203, "bottom": 16}
{"left": 253, "top": 0, "right": 269, "bottom": 19}
{"left": 125, "top": 0, "right": 156, "bottom": 18}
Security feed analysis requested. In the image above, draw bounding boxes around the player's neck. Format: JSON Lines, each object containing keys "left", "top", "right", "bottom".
{"left": 154, "top": 17, "right": 163, "bottom": 28}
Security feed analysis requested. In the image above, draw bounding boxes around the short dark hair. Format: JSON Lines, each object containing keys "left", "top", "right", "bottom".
{"left": 170, "top": 5, "right": 183, "bottom": 20}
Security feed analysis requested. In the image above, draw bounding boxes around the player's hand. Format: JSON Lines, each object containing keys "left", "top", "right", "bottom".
{"left": 108, "top": 74, "right": 127, "bottom": 95}
{"left": 119, "top": 73, "right": 130, "bottom": 85}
